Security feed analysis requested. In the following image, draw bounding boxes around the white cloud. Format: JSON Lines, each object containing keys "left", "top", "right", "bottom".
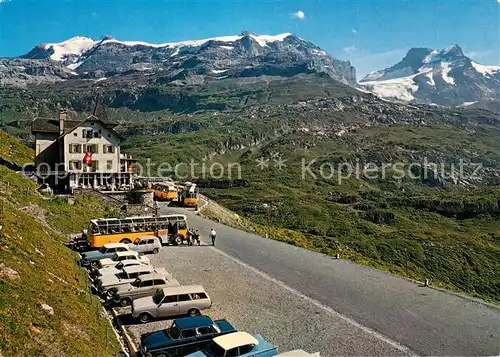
{"left": 0, "top": 0, "right": 11, "bottom": 3}
{"left": 352, "top": 29, "right": 358, "bottom": 34}
{"left": 291, "top": 10, "right": 305, "bottom": 20}
{"left": 343, "top": 45, "right": 358, "bottom": 54}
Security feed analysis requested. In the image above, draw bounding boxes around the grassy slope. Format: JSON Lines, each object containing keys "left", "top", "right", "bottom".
{"left": 0, "top": 130, "right": 121, "bottom": 356}
{"left": 199, "top": 125, "right": 500, "bottom": 302}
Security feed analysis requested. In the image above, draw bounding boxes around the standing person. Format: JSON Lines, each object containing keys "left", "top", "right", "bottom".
{"left": 210, "top": 228, "right": 217, "bottom": 246}
{"left": 195, "top": 229, "right": 201, "bottom": 246}
{"left": 186, "top": 229, "right": 194, "bottom": 246}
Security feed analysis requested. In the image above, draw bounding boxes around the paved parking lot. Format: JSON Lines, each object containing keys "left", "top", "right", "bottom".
{"left": 114, "top": 246, "right": 406, "bottom": 357}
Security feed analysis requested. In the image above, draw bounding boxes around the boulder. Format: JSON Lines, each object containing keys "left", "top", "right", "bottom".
{"left": 40, "top": 303, "right": 54, "bottom": 316}
{"left": 0, "top": 264, "right": 20, "bottom": 280}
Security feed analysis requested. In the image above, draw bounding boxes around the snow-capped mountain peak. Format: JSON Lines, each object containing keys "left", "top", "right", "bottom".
{"left": 359, "top": 45, "right": 500, "bottom": 108}
{"left": 9, "top": 31, "right": 357, "bottom": 86}
{"left": 42, "top": 36, "right": 97, "bottom": 61}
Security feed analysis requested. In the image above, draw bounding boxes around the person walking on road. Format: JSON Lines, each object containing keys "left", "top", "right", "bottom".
{"left": 210, "top": 229, "right": 217, "bottom": 246}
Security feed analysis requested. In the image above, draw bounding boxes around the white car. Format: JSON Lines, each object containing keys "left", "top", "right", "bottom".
{"left": 93, "top": 259, "right": 148, "bottom": 279}
{"left": 96, "top": 266, "right": 172, "bottom": 296}
{"left": 128, "top": 236, "right": 162, "bottom": 254}
{"left": 97, "top": 251, "right": 150, "bottom": 269}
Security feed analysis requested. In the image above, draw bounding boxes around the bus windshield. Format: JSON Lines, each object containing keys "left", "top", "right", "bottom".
{"left": 89, "top": 222, "right": 99, "bottom": 235}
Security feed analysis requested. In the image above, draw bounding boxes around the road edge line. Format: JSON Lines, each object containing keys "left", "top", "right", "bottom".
{"left": 211, "top": 246, "right": 418, "bottom": 356}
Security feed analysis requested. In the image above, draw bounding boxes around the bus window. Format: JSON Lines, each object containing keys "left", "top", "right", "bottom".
{"left": 131, "top": 218, "right": 145, "bottom": 232}
{"left": 108, "top": 223, "right": 120, "bottom": 234}
{"left": 122, "top": 219, "right": 134, "bottom": 233}
{"left": 178, "top": 220, "right": 187, "bottom": 230}
{"left": 97, "top": 223, "right": 107, "bottom": 235}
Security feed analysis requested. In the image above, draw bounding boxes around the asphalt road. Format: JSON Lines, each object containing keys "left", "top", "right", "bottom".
{"left": 124, "top": 247, "right": 405, "bottom": 356}
{"left": 160, "top": 204, "right": 500, "bottom": 356}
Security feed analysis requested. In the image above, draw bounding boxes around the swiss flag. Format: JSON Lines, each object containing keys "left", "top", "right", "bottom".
{"left": 83, "top": 152, "right": 93, "bottom": 166}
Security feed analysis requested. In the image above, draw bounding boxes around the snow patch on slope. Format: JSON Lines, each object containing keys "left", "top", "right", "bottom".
{"left": 101, "top": 33, "right": 292, "bottom": 49}
{"left": 362, "top": 66, "right": 414, "bottom": 82}
{"left": 440, "top": 62, "right": 455, "bottom": 84}
{"left": 423, "top": 71, "right": 435, "bottom": 86}
{"left": 361, "top": 76, "right": 419, "bottom": 101}
{"left": 423, "top": 50, "right": 439, "bottom": 64}
{"left": 471, "top": 62, "right": 500, "bottom": 76}
{"left": 44, "top": 36, "right": 96, "bottom": 61}
{"left": 311, "top": 49, "right": 327, "bottom": 56}
{"left": 459, "top": 101, "right": 477, "bottom": 107}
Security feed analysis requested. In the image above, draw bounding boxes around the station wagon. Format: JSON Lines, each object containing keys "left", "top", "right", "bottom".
{"left": 111, "top": 273, "right": 180, "bottom": 306}
{"left": 96, "top": 265, "right": 169, "bottom": 295}
{"left": 132, "top": 285, "right": 211, "bottom": 323}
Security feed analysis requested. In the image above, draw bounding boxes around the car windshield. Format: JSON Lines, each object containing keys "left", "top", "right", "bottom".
{"left": 111, "top": 253, "right": 119, "bottom": 260}
{"left": 98, "top": 247, "right": 106, "bottom": 254}
{"left": 204, "top": 342, "right": 226, "bottom": 357}
{"left": 115, "top": 262, "right": 124, "bottom": 269}
{"left": 167, "top": 326, "right": 181, "bottom": 340}
{"left": 152, "top": 289, "right": 164, "bottom": 304}
{"left": 132, "top": 278, "right": 141, "bottom": 287}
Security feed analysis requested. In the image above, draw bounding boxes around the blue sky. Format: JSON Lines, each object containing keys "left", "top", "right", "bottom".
{"left": 0, "top": 0, "right": 499, "bottom": 78}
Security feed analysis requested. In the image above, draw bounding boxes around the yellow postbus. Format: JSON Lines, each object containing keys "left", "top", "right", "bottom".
{"left": 181, "top": 182, "right": 199, "bottom": 208}
{"left": 87, "top": 215, "right": 188, "bottom": 248}
{"left": 153, "top": 183, "right": 179, "bottom": 201}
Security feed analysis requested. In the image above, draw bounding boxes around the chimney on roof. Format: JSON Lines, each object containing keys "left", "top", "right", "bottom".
{"left": 59, "top": 109, "right": 67, "bottom": 135}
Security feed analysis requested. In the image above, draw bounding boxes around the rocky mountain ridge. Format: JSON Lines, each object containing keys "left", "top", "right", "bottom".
{"left": 2, "top": 31, "right": 357, "bottom": 86}
{"left": 359, "top": 45, "right": 500, "bottom": 110}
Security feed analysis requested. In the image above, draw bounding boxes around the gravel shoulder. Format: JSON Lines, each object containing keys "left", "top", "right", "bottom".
{"left": 117, "top": 246, "right": 407, "bottom": 357}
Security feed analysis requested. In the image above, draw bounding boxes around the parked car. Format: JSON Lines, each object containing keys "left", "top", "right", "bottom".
{"left": 97, "top": 251, "right": 150, "bottom": 269}
{"left": 139, "top": 315, "right": 236, "bottom": 357}
{"left": 96, "top": 266, "right": 172, "bottom": 296}
{"left": 80, "top": 243, "right": 130, "bottom": 267}
{"left": 92, "top": 259, "right": 147, "bottom": 279}
{"left": 128, "top": 236, "right": 162, "bottom": 254}
{"left": 186, "top": 332, "right": 278, "bottom": 357}
{"left": 131, "top": 285, "right": 212, "bottom": 323}
{"left": 110, "top": 273, "right": 181, "bottom": 307}
{"left": 275, "top": 351, "right": 320, "bottom": 356}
